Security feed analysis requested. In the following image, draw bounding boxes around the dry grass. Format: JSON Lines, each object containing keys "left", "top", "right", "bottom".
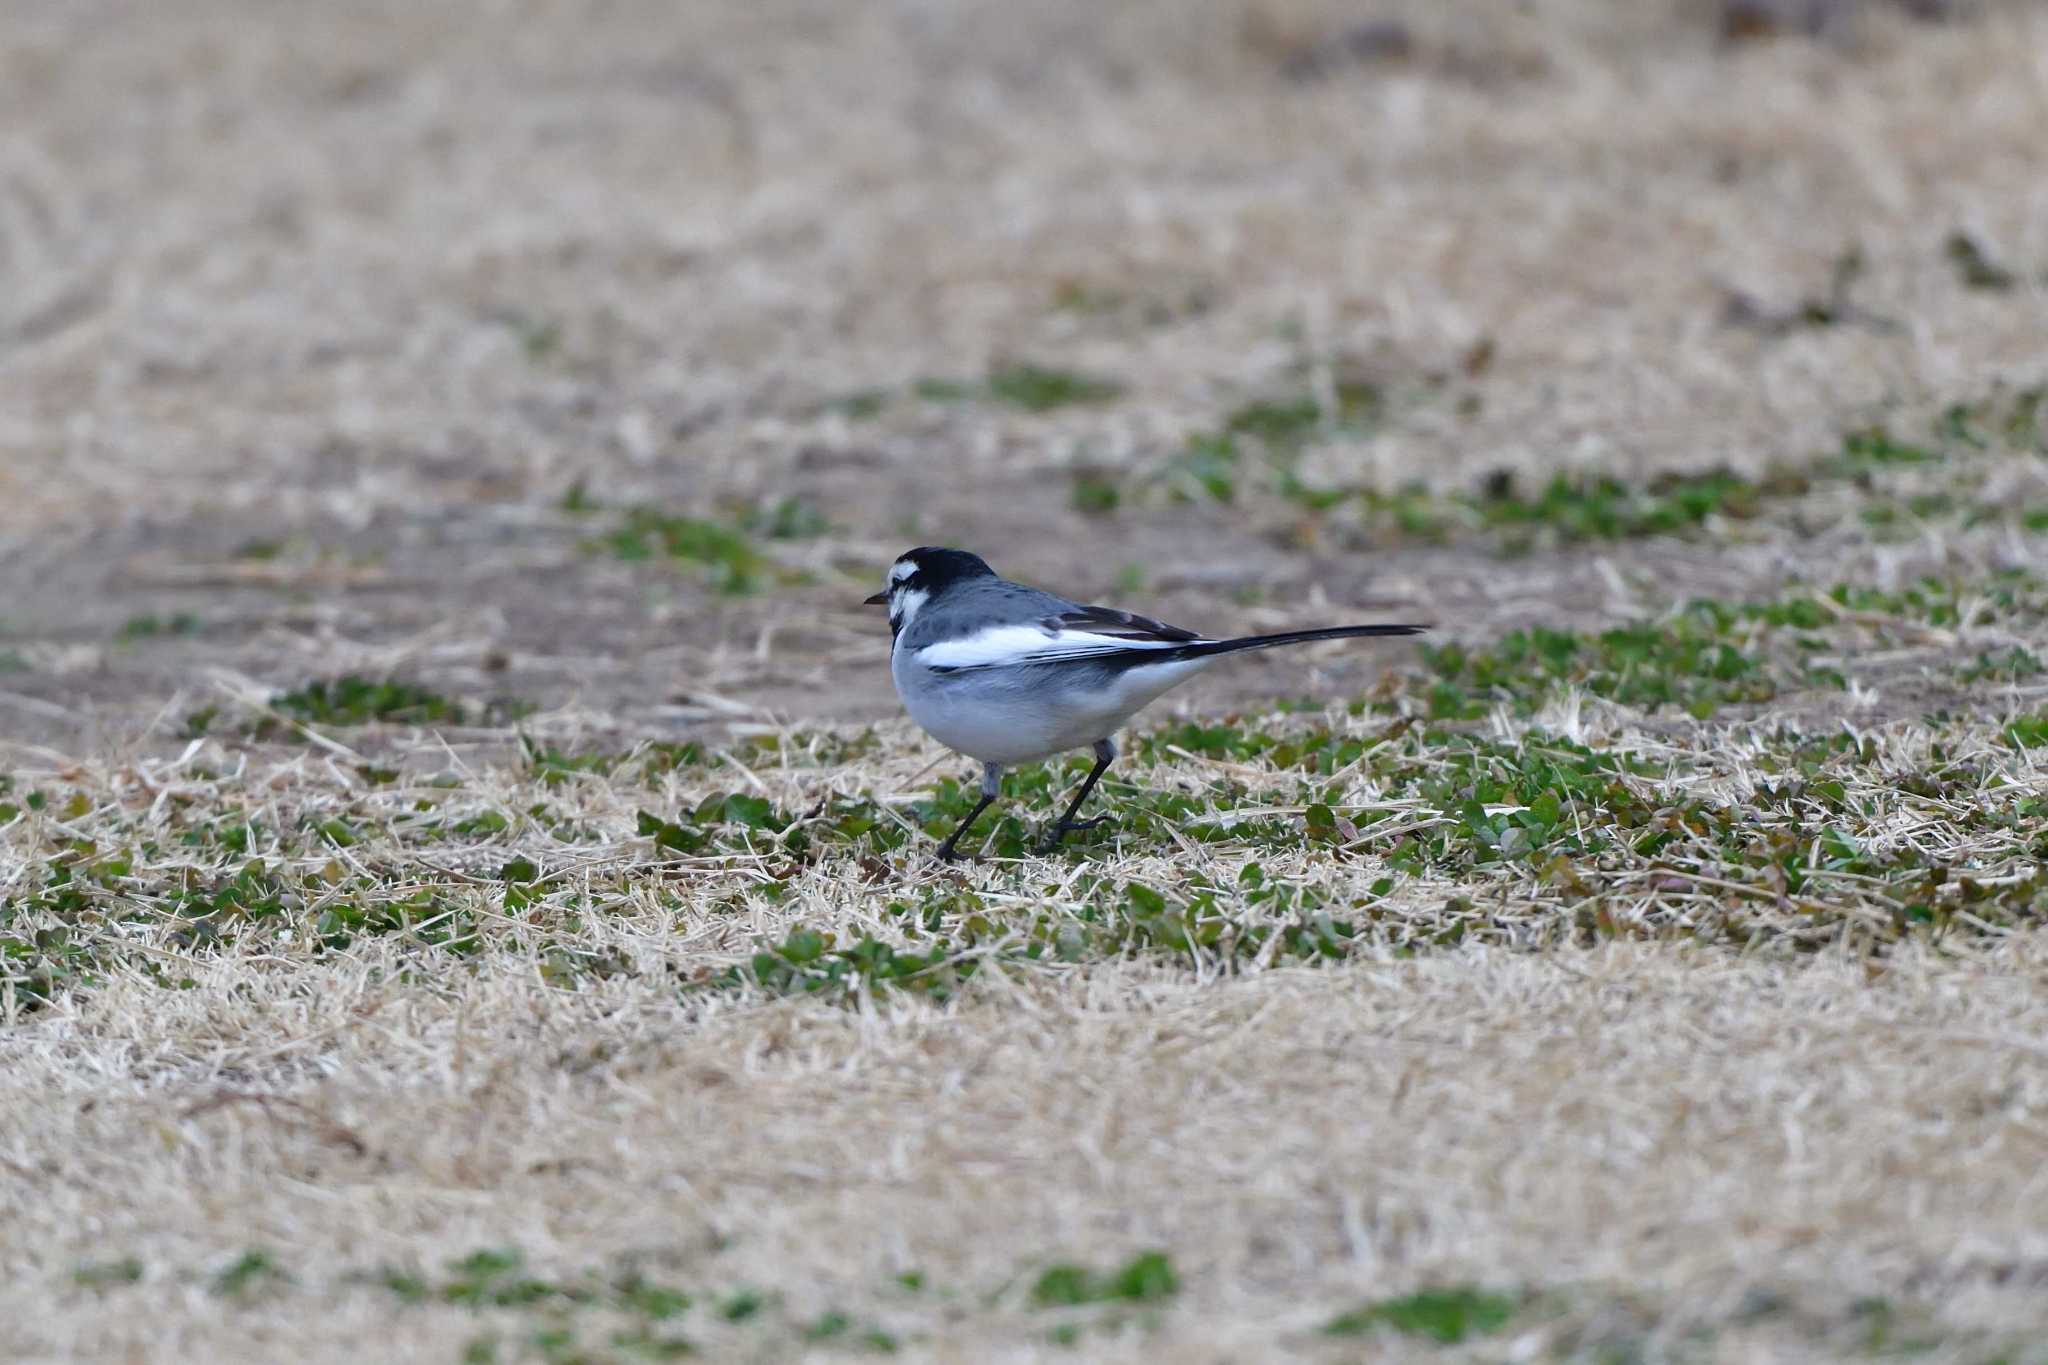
{"left": 5, "top": 0, "right": 2048, "bottom": 1360}
{"left": 6, "top": 649, "right": 2048, "bottom": 1357}
{"left": 10, "top": 931, "right": 2048, "bottom": 1362}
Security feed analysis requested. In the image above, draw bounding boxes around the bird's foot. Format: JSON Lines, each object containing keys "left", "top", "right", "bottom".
{"left": 1037, "top": 815, "right": 1111, "bottom": 853}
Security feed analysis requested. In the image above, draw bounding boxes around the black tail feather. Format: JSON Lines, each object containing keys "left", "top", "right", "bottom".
{"left": 1167, "top": 623, "right": 1429, "bottom": 662}
{"left": 1113, "top": 623, "right": 1428, "bottom": 668}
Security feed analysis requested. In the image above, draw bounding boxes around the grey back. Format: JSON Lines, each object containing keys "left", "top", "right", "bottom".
{"left": 895, "top": 577, "right": 1077, "bottom": 653}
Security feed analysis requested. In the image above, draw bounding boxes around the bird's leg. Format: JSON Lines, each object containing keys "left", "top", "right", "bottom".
{"left": 935, "top": 763, "right": 1003, "bottom": 861}
{"left": 1039, "top": 738, "right": 1116, "bottom": 851}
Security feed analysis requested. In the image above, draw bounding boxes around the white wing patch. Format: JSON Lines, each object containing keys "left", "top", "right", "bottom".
{"left": 915, "top": 623, "right": 1200, "bottom": 672}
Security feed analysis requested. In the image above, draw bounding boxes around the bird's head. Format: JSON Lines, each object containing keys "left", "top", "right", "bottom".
{"left": 864, "top": 546, "right": 996, "bottom": 634}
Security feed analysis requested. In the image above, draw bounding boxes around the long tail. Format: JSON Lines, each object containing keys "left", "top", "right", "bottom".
{"left": 1160, "top": 623, "right": 1429, "bottom": 663}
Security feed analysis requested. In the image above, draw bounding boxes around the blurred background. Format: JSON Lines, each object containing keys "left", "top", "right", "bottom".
{"left": 1, "top": 0, "right": 2043, "bottom": 747}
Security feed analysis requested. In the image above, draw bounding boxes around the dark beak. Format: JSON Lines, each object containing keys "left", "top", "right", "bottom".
{"left": 863, "top": 591, "right": 889, "bottom": 606}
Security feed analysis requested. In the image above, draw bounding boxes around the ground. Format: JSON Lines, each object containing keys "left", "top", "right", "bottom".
{"left": 3, "top": 0, "right": 2048, "bottom": 1361}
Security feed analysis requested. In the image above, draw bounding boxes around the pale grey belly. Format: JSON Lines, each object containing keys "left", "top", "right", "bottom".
{"left": 893, "top": 653, "right": 1210, "bottom": 766}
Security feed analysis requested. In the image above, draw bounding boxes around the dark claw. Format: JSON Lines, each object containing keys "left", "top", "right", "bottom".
{"left": 933, "top": 785, "right": 1000, "bottom": 864}
{"left": 1037, "top": 815, "right": 1112, "bottom": 853}
{"left": 1038, "top": 742, "right": 1118, "bottom": 854}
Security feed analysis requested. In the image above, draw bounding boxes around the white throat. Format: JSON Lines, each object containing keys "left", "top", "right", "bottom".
{"left": 888, "top": 586, "right": 929, "bottom": 641}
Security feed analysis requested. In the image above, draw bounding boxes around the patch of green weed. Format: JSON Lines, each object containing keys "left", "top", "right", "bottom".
{"left": 985, "top": 364, "right": 1123, "bottom": 411}
{"left": 1423, "top": 612, "right": 1775, "bottom": 719}
{"left": 1960, "top": 646, "right": 2043, "bottom": 684}
{"left": 823, "top": 388, "right": 889, "bottom": 420}
{"left": 1324, "top": 1286, "right": 1518, "bottom": 1343}
{"left": 595, "top": 508, "right": 773, "bottom": 593}
{"left": 1031, "top": 1251, "right": 1179, "bottom": 1307}
{"left": 911, "top": 376, "right": 976, "bottom": 403}
{"left": 1225, "top": 394, "right": 1324, "bottom": 446}
{"left": 1833, "top": 425, "right": 1942, "bottom": 469}
{"left": 73, "top": 1257, "right": 145, "bottom": 1289}
{"left": 1070, "top": 470, "right": 1122, "bottom": 515}
{"left": 116, "top": 613, "right": 201, "bottom": 641}
{"left": 723, "top": 925, "right": 985, "bottom": 1002}
{"left": 1165, "top": 432, "right": 1242, "bottom": 503}
{"left": 272, "top": 677, "right": 465, "bottom": 728}
{"left": 213, "top": 1249, "right": 291, "bottom": 1299}
{"left": 1273, "top": 386, "right": 2048, "bottom": 549}
{"left": 1470, "top": 468, "right": 1771, "bottom": 544}
{"left": 742, "top": 497, "right": 829, "bottom": 540}
{"left": 2004, "top": 710, "right": 2048, "bottom": 749}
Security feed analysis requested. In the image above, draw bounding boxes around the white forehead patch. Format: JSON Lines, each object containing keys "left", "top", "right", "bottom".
{"left": 889, "top": 559, "right": 918, "bottom": 585}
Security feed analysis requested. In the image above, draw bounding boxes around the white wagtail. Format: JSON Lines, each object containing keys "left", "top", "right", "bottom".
{"left": 865, "top": 547, "right": 1428, "bottom": 859}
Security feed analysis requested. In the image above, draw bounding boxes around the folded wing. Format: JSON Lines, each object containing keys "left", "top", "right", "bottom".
{"left": 916, "top": 605, "right": 1206, "bottom": 674}
{"left": 1046, "top": 604, "right": 1199, "bottom": 643}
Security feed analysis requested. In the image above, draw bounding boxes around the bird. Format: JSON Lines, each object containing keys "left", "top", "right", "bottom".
{"left": 864, "top": 546, "right": 1428, "bottom": 859}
